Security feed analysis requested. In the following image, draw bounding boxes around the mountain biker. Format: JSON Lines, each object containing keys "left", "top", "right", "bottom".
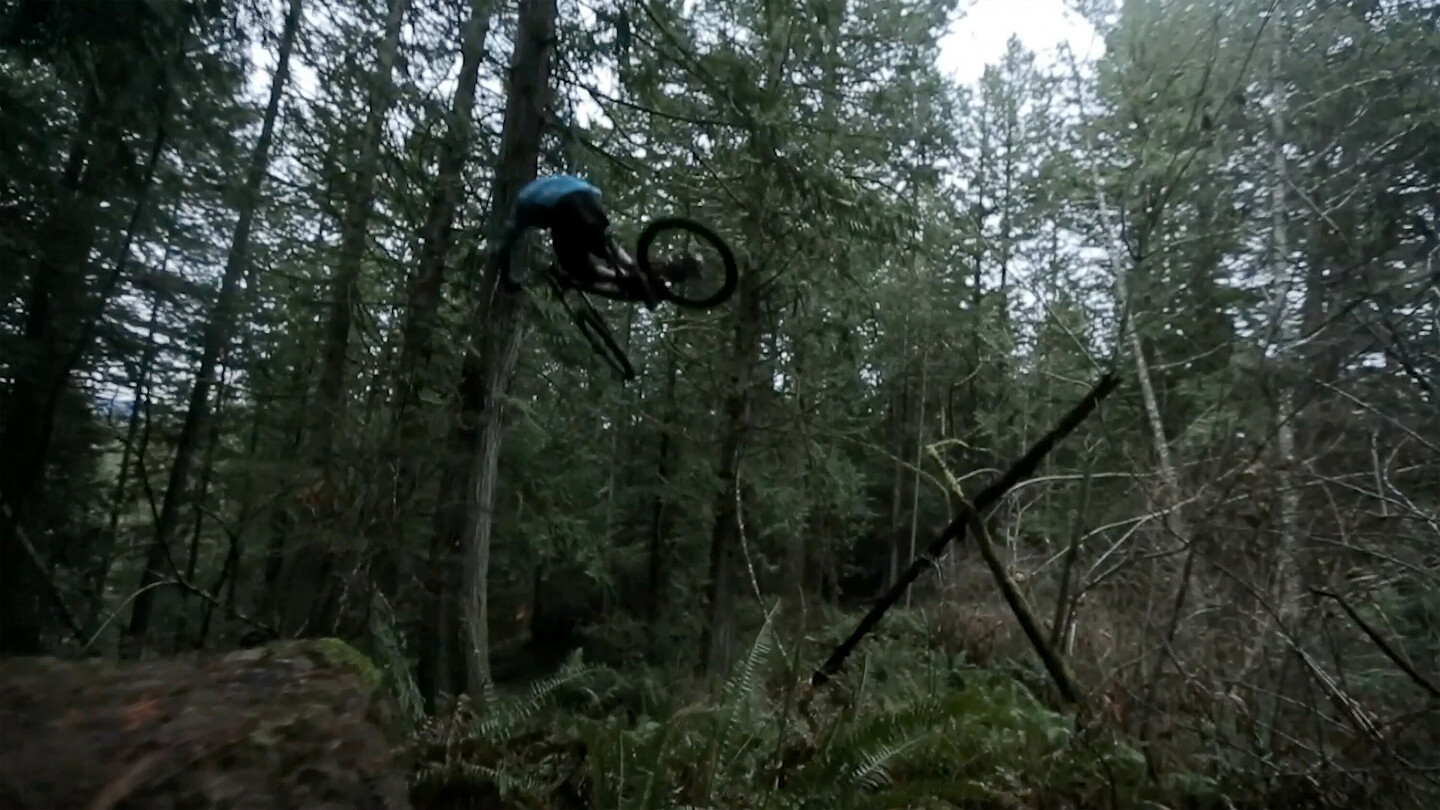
{"left": 497, "top": 174, "right": 658, "bottom": 308}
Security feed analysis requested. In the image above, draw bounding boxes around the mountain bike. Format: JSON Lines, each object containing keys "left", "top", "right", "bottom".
{"left": 548, "top": 216, "right": 738, "bottom": 381}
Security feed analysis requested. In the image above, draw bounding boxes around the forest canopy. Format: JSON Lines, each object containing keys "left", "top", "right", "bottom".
{"left": 1, "top": 0, "right": 1437, "bottom": 806}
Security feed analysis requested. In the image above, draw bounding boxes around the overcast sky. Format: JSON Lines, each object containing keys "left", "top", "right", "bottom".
{"left": 937, "top": 0, "right": 1102, "bottom": 84}
{"left": 254, "top": 0, "right": 1106, "bottom": 119}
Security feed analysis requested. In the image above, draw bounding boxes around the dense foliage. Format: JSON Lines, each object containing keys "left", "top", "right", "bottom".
{"left": 3, "top": 0, "right": 1437, "bottom": 806}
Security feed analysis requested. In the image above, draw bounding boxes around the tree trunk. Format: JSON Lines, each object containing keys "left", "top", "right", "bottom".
{"left": 0, "top": 94, "right": 117, "bottom": 654}
{"left": 198, "top": 406, "right": 261, "bottom": 646}
{"left": 885, "top": 397, "right": 905, "bottom": 592}
{"left": 886, "top": 317, "right": 911, "bottom": 593}
{"left": 392, "top": 0, "right": 494, "bottom": 433}
{"left": 1268, "top": 82, "right": 1302, "bottom": 627}
{"left": 1081, "top": 103, "right": 1196, "bottom": 737}
{"left": 782, "top": 293, "right": 811, "bottom": 621}
{"left": 53, "top": 98, "right": 171, "bottom": 423}
{"left": 700, "top": 265, "right": 764, "bottom": 682}
{"left": 601, "top": 309, "right": 635, "bottom": 585}
{"left": 310, "top": 0, "right": 409, "bottom": 465}
{"left": 646, "top": 352, "right": 680, "bottom": 628}
{"left": 904, "top": 344, "right": 928, "bottom": 609}
{"left": 1049, "top": 452, "right": 1092, "bottom": 650}
{"left": 173, "top": 361, "right": 231, "bottom": 645}
{"left": 422, "top": 0, "right": 558, "bottom": 701}
{"left": 410, "top": 0, "right": 507, "bottom": 710}
{"left": 123, "top": 0, "right": 303, "bottom": 650}
{"left": 1242, "top": 39, "right": 1302, "bottom": 676}
{"left": 91, "top": 292, "right": 164, "bottom": 631}
{"left": 261, "top": 360, "right": 311, "bottom": 619}
{"left": 0, "top": 8, "right": 186, "bottom": 654}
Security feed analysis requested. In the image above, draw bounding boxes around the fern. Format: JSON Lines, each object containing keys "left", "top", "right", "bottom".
{"left": 369, "top": 591, "right": 424, "bottom": 725}
{"left": 477, "top": 648, "right": 590, "bottom": 739}
{"left": 847, "top": 731, "right": 942, "bottom": 792}
{"left": 406, "top": 651, "right": 595, "bottom": 810}
{"left": 705, "top": 602, "right": 779, "bottom": 803}
{"left": 406, "top": 612, "right": 1201, "bottom": 810}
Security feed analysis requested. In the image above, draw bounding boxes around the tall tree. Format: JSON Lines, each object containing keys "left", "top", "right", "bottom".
{"left": 0, "top": 0, "right": 195, "bottom": 653}
{"left": 124, "top": 0, "right": 305, "bottom": 649}
{"left": 424, "top": 0, "right": 558, "bottom": 699}
{"left": 310, "top": 0, "right": 410, "bottom": 466}
{"left": 405, "top": 0, "right": 496, "bottom": 708}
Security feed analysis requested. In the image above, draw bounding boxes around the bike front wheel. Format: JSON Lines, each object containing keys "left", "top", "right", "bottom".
{"left": 636, "top": 217, "right": 739, "bottom": 310}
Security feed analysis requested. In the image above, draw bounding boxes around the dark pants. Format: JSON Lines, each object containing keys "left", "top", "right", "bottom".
{"left": 548, "top": 190, "right": 613, "bottom": 284}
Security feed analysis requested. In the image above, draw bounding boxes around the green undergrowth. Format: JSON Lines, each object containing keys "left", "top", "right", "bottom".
{"left": 404, "top": 610, "right": 1228, "bottom": 810}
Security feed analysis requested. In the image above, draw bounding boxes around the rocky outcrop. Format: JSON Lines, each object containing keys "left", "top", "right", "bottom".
{"left": 0, "top": 639, "right": 409, "bottom": 809}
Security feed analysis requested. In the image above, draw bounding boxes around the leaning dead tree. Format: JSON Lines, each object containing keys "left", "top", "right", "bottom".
{"left": 812, "top": 371, "right": 1122, "bottom": 702}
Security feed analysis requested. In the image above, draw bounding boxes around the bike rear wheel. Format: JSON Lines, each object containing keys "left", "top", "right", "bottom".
{"left": 636, "top": 217, "right": 738, "bottom": 310}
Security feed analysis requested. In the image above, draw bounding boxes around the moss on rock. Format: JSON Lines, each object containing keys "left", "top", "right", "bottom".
{"left": 263, "top": 637, "right": 386, "bottom": 693}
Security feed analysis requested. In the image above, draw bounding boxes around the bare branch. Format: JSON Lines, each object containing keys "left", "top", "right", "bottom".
{"left": 1312, "top": 588, "right": 1440, "bottom": 700}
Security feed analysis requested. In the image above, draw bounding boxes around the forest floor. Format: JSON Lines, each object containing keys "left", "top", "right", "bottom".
{"left": 407, "top": 607, "right": 1256, "bottom": 810}
{"left": 0, "top": 615, "right": 1353, "bottom": 810}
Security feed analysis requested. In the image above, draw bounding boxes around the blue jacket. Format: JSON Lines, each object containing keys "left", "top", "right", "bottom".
{"left": 514, "top": 175, "right": 602, "bottom": 226}
{"left": 498, "top": 175, "right": 603, "bottom": 288}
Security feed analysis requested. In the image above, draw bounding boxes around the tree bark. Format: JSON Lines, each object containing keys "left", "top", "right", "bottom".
{"left": 91, "top": 291, "right": 164, "bottom": 631}
{"left": 601, "top": 308, "right": 635, "bottom": 605}
{"left": 903, "top": 344, "right": 928, "bottom": 608}
{"left": 310, "top": 0, "right": 409, "bottom": 465}
{"left": 646, "top": 351, "right": 680, "bottom": 628}
{"left": 392, "top": 0, "right": 494, "bottom": 434}
{"left": 421, "top": 0, "right": 557, "bottom": 700}
{"left": 173, "top": 361, "right": 231, "bottom": 645}
{"left": 886, "top": 396, "right": 906, "bottom": 592}
{"left": 1, "top": 8, "right": 186, "bottom": 653}
{"left": 198, "top": 405, "right": 261, "bottom": 646}
{"left": 1080, "top": 91, "right": 1197, "bottom": 737}
{"left": 123, "top": 0, "right": 303, "bottom": 650}
{"left": 1267, "top": 43, "right": 1302, "bottom": 629}
{"left": 0, "top": 90, "right": 117, "bottom": 654}
{"left": 1242, "top": 36, "right": 1302, "bottom": 676}
{"left": 1049, "top": 452, "right": 1092, "bottom": 650}
{"left": 700, "top": 265, "right": 764, "bottom": 682}
{"left": 886, "top": 317, "right": 911, "bottom": 593}
{"left": 385, "top": 0, "right": 492, "bottom": 657}
{"left": 782, "top": 292, "right": 812, "bottom": 621}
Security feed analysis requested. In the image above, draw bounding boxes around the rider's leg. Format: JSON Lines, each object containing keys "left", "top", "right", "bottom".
{"left": 552, "top": 237, "right": 603, "bottom": 286}
{"left": 550, "top": 190, "right": 620, "bottom": 281}
{"left": 609, "top": 239, "right": 635, "bottom": 271}
{"left": 549, "top": 190, "right": 658, "bottom": 309}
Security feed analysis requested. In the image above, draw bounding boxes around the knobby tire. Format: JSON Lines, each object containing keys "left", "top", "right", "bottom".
{"left": 636, "top": 217, "right": 739, "bottom": 310}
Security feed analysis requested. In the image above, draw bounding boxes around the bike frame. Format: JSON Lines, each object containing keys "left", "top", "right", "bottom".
{"left": 547, "top": 276, "right": 637, "bottom": 380}
{"left": 541, "top": 216, "right": 737, "bottom": 380}
{"left": 547, "top": 235, "right": 657, "bottom": 304}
